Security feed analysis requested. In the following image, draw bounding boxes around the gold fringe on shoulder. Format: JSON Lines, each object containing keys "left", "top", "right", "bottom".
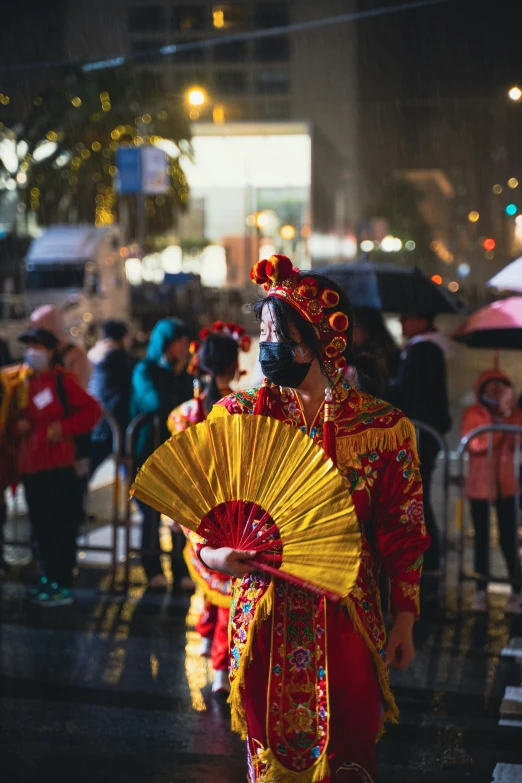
{"left": 228, "top": 579, "right": 274, "bottom": 738}
{"left": 336, "top": 417, "right": 418, "bottom": 468}
{"left": 183, "top": 546, "right": 232, "bottom": 609}
{"left": 254, "top": 744, "right": 330, "bottom": 783}
{"left": 343, "top": 597, "right": 400, "bottom": 740}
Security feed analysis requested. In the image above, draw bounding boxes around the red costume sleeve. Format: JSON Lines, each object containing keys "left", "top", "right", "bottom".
{"left": 374, "top": 434, "right": 430, "bottom": 617}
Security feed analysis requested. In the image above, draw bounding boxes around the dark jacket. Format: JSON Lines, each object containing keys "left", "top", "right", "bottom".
{"left": 88, "top": 341, "right": 135, "bottom": 444}
{"left": 388, "top": 331, "right": 451, "bottom": 462}
{"left": 130, "top": 319, "right": 193, "bottom": 467}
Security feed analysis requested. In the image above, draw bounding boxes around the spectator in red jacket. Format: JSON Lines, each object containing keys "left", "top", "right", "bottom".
{"left": 461, "top": 368, "right": 522, "bottom": 615}
{"left": 14, "top": 328, "right": 101, "bottom": 606}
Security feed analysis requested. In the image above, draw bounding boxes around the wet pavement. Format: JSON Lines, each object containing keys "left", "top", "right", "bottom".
{"left": 1, "top": 559, "right": 522, "bottom": 783}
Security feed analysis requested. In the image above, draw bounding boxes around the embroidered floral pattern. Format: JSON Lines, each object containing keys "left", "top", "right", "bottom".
{"left": 268, "top": 584, "right": 329, "bottom": 775}
{"left": 217, "top": 380, "right": 430, "bottom": 761}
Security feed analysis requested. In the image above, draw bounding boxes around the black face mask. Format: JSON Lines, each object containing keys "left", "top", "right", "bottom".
{"left": 259, "top": 342, "right": 312, "bottom": 388}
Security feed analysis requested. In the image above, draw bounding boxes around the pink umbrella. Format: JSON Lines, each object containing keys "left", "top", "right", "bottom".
{"left": 453, "top": 297, "right": 522, "bottom": 357}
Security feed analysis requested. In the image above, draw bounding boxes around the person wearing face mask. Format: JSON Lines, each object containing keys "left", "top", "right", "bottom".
{"left": 167, "top": 323, "right": 251, "bottom": 694}
{"left": 192, "top": 257, "right": 430, "bottom": 782}
{"left": 130, "top": 318, "right": 193, "bottom": 589}
{"left": 14, "top": 328, "right": 101, "bottom": 606}
{"left": 461, "top": 369, "right": 522, "bottom": 615}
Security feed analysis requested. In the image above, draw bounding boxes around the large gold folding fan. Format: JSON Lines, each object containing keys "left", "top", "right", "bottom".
{"left": 131, "top": 415, "right": 361, "bottom": 601}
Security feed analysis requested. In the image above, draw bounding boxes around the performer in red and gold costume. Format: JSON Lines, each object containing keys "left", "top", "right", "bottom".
{"left": 168, "top": 322, "right": 251, "bottom": 693}
{"left": 198, "top": 257, "right": 430, "bottom": 782}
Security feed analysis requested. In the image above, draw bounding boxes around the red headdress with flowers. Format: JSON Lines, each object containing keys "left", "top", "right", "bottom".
{"left": 189, "top": 320, "right": 251, "bottom": 376}
{"left": 189, "top": 320, "right": 252, "bottom": 421}
{"left": 250, "top": 254, "right": 349, "bottom": 375}
{"left": 251, "top": 254, "right": 348, "bottom": 465}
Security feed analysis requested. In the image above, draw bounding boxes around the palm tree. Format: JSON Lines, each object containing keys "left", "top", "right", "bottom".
{"left": 0, "top": 64, "right": 192, "bottom": 239}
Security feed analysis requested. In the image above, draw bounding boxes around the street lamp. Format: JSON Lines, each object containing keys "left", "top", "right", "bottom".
{"left": 280, "top": 224, "right": 296, "bottom": 240}
{"left": 186, "top": 88, "right": 206, "bottom": 107}
{"left": 508, "top": 86, "right": 522, "bottom": 102}
{"left": 255, "top": 211, "right": 269, "bottom": 229}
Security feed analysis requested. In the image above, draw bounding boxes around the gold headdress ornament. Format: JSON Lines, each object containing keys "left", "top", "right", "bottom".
{"left": 251, "top": 255, "right": 350, "bottom": 465}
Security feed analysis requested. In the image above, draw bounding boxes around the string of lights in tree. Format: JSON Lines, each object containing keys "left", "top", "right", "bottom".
{"left": 0, "top": 81, "right": 191, "bottom": 229}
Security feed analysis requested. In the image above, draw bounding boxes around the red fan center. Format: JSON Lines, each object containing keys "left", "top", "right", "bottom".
{"left": 196, "top": 500, "right": 282, "bottom": 567}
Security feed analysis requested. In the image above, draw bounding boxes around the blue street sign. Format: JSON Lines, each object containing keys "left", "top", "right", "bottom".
{"left": 116, "top": 148, "right": 142, "bottom": 194}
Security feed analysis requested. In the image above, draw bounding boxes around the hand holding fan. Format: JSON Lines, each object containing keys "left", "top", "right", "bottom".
{"left": 131, "top": 414, "right": 361, "bottom": 601}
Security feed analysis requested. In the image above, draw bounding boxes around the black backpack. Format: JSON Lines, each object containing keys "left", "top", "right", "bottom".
{"left": 55, "top": 371, "right": 93, "bottom": 460}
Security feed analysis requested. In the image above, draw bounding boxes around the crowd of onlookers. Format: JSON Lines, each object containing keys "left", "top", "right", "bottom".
{"left": 0, "top": 306, "right": 194, "bottom": 605}
{"left": 0, "top": 303, "right": 521, "bottom": 614}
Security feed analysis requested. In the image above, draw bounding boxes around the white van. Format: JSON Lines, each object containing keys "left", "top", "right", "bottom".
{"left": 24, "top": 224, "right": 130, "bottom": 342}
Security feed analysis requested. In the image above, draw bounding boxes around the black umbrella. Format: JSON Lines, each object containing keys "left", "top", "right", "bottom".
{"left": 321, "top": 262, "right": 465, "bottom": 314}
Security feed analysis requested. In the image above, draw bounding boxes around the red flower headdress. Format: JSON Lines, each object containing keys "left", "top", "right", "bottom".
{"left": 189, "top": 320, "right": 251, "bottom": 376}
{"left": 189, "top": 321, "right": 252, "bottom": 421}
{"left": 251, "top": 254, "right": 349, "bottom": 465}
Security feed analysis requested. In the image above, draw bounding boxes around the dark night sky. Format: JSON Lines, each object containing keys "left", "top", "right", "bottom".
{"left": 1, "top": 0, "right": 521, "bottom": 102}
{"left": 358, "top": 0, "right": 522, "bottom": 102}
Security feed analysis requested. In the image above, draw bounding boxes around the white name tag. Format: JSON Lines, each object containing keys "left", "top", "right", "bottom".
{"left": 33, "top": 387, "right": 54, "bottom": 410}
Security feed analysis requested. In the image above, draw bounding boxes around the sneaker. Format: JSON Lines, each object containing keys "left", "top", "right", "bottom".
{"left": 471, "top": 589, "right": 488, "bottom": 613}
{"left": 28, "top": 575, "right": 48, "bottom": 597}
{"left": 33, "top": 583, "right": 74, "bottom": 607}
{"left": 199, "top": 637, "right": 213, "bottom": 657}
{"left": 504, "top": 593, "right": 522, "bottom": 616}
{"left": 212, "top": 669, "right": 230, "bottom": 695}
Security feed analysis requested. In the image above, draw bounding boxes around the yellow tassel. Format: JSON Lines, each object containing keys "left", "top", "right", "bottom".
{"left": 183, "top": 546, "right": 232, "bottom": 609}
{"left": 255, "top": 745, "right": 330, "bottom": 783}
{"left": 343, "top": 597, "right": 400, "bottom": 740}
{"left": 336, "top": 418, "right": 418, "bottom": 470}
{"left": 228, "top": 579, "right": 274, "bottom": 739}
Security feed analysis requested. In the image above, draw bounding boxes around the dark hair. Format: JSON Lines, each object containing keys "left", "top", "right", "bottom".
{"left": 253, "top": 272, "right": 386, "bottom": 397}
{"left": 354, "top": 307, "right": 399, "bottom": 383}
{"left": 199, "top": 333, "right": 240, "bottom": 413}
{"left": 103, "top": 319, "right": 129, "bottom": 342}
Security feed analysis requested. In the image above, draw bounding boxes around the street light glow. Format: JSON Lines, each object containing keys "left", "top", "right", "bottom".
{"left": 256, "top": 212, "right": 269, "bottom": 229}
{"left": 280, "top": 224, "right": 296, "bottom": 240}
{"left": 508, "top": 86, "right": 522, "bottom": 102}
{"left": 187, "top": 88, "right": 206, "bottom": 107}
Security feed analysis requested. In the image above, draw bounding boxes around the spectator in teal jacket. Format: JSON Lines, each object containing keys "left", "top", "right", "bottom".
{"left": 130, "top": 318, "right": 192, "bottom": 588}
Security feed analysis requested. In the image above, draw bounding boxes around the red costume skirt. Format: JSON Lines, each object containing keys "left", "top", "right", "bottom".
{"left": 242, "top": 602, "right": 381, "bottom": 782}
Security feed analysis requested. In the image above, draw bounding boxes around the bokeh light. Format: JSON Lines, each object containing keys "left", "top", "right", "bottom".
{"left": 431, "top": 274, "right": 442, "bottom": 285}
{"left": 468, "top": 210, "right": 480, "bottom": 223}
{"left": 280, "top": 224, "right": 296, "bottom": 240}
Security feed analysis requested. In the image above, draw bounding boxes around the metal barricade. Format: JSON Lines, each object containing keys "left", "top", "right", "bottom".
{"left": 455, "top": 423, "right": 522, "bottom": 615}
{"left": 120, "top": 412, "right": 161, "bottom": 590}
{"left": 4, "top": 411, "right": 123, "bottom": 590}
{"left": 411, "top": 420, "right": 451, "bottom": 608}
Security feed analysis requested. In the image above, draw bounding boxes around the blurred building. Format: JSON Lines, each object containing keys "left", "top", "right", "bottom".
{"left": 66, "top": 0, "right": 361, "bottom": 265}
